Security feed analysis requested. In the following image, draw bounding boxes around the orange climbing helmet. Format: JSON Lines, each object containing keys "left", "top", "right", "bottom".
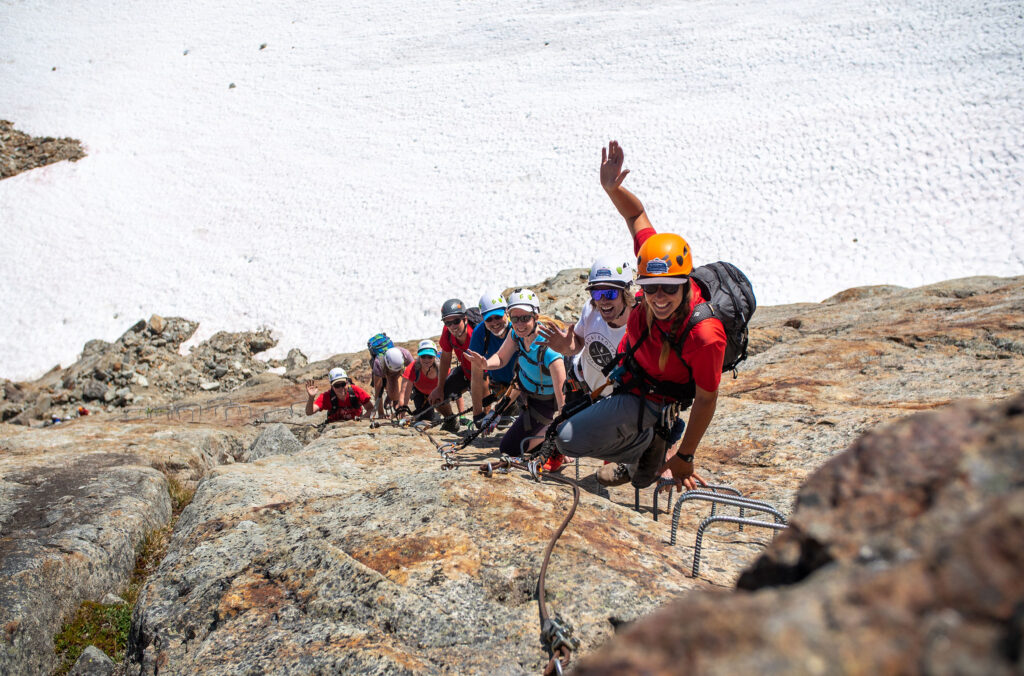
{"left": 635, "top": 233, "right": 693, "bottom": 284}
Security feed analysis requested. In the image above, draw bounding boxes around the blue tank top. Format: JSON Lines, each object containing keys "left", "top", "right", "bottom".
{"left": 514, "top": 333, "right": 562, "bottom": 397}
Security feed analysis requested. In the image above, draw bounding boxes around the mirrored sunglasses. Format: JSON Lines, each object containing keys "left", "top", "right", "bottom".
{"left": 590, "top": 288, "right": 621, "bottom": 301}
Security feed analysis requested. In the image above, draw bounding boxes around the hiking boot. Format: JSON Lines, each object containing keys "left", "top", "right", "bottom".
{"left": 440, "top": 417, "right": 459, "bottom": 434}
{"left": 631, "top": 435, "right": 668, "bottom": 489}
{"left": 596, "top": 462, "right": 631, "bottom": 487}
{"left": 458, "top": 416, "right": 472, "bottom": 429}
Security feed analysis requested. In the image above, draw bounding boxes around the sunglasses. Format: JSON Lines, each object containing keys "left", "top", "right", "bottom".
{"left": 443, "top": 317, "right": 464, "bottom": 327}
{"left": 642, "top": 283, "right": 683, "bottom": 296}
{"left": 509, "top": 314, "right": 535, "bottom": 325}
{"left": 484, "top": 314, "right": 506, "bottom": 323}
{"left": 590, "top": 288, "right": 621, "bottom": 301}
{"left": 331, "top": 381, "right": 347, "bottom": 389}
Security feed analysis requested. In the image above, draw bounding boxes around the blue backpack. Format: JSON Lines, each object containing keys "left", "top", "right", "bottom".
{"left": 367, "top": 333, "right": 393, "bottom": 359}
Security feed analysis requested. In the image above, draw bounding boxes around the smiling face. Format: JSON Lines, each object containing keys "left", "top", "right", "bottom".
{"left": 484, "top": 312, "right": 508, "bottom": 336}
{"left": 589, "top": 285, "right": 628, "bottom": 323}
{"left": 444, "top": 315, "right": 468, "bottom": 340}
{"left": 642, "top": 280, "right": 688, "bottom": 321}
{"left": 508, "top": 309, "right": 536, "bottom": 337}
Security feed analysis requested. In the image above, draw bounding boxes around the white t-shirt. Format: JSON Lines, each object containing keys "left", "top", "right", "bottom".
{"left": 573, "top": 301, "right": 628, "bottom": 394}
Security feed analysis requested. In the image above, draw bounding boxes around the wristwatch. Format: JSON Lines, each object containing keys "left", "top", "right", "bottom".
{"left": 678, "top": 454, "right": 695, "bottom": 463}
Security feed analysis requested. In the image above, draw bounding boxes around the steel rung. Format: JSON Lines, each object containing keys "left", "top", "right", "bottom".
{"left": 693, "top": 515, "right": 787, "bottom": 577}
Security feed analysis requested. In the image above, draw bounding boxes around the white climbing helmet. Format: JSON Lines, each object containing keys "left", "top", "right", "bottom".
{"left": 417, "top": 339, "right": 438, "bottom": 358}
{"left": 383, "top": 347, "right": 406, "bottom": 372}
{"left": 506, "top": 288, "right": 540, "bottom": 314}
{"left": 587, "top": 255, "right": 634, "bottom": 289}
{"left": 478, "top": 289, "right": 508, "bottom": 320}
{"left": 328, "top": 367, "right": 348, "bottom": 383}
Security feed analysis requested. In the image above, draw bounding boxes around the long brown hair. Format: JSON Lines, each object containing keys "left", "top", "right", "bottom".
{"left": 641, "top": 282, "right": 692, "bottom": 370}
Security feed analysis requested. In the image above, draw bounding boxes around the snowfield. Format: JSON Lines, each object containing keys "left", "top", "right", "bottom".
{"left": 1, "top": 0, "right": 1022, "bottom": 380}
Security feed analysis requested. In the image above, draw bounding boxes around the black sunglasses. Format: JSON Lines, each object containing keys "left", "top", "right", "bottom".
{"left": 642, "top": 283, "right": 683, "bottom": 296}
{"left": 331, "top": 381, "right": 347, "bottom": 389}
{"left": 443, "top": 317, "right": 465, "bottom": 327}
{"left": 509, "top": 314, "right": 535, "bottom": 325}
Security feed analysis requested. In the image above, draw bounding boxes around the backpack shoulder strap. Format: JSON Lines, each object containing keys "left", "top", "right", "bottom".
{"left": 347, "top": 386, "right": 359, "bottom": 408}
{"left": 674, "top": 302, "right": 716, "bottom": 351}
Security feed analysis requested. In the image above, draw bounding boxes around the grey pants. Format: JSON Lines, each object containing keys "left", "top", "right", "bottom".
{"left": 554, "top": 393, "right": 665, "bottom": 465}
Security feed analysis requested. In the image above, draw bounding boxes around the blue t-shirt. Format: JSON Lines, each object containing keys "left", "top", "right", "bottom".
{"left": 470, "top": 321, "right": 515, "bottom": 385}
{"left": 513, "top": 333, "right": 563, "bottom": 397}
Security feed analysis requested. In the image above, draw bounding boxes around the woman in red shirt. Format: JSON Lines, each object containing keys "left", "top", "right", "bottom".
{"left": 554, "top": 141, "right": 725, "bottom": 491}
{"left": 401, "top": 340, "right": 442, "bottom": 421}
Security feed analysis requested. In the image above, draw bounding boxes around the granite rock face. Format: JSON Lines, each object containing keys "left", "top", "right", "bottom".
{"left": 1, "top": 273, "right": 1022, "bottom": 675}
{"left": 0, "top": 455, "right": 169, "bottom": 675}
{"left": 242, "top": 423, "right": 303, "bottom": 462}
{"left": 124, "top": 426, "right": 698, "bottom": 675}
{"left": 69, "top": 645, "right": 115, "bottom": 676}
{"left": 572, "top": 394, "right": 1024, "bottom": 675}
{"left": 0, "top": 420, "right": 255, "bottom": 675}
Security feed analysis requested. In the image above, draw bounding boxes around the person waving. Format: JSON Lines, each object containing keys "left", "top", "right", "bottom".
{"left": 554, "top": 141, "right": 725, "bottom": 491}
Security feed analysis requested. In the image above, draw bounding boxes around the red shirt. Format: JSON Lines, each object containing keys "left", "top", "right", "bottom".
{"left": 627, "top": 224, "right": 726, "bottom": 390}
{"left": 315, "top": 385, "right": 370, "bottom": 422}
{"left": 403, "top": 360, "right": 438, "bottom": 396}
{"left": 634, "top": 226, "right": 656, "bottom": 254}
{"left": 439, "top": 324, "right": 475, "bottom": 374}
{"left": 619, "top": 285, "right": 727, "bottom": 400}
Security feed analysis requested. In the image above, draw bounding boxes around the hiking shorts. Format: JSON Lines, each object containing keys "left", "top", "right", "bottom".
{"left": 555, "top": 393, "right": 683, "bottom": 465}
{"left": 443, "top": 366, "right": 471, "bottom": 400}
{"left": 500, "top": 395, "right": 557, "bottom": 457}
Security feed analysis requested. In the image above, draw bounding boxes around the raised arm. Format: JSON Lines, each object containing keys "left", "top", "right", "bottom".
{"left": 601, "top": 141, "right": 654, "bottom": 243}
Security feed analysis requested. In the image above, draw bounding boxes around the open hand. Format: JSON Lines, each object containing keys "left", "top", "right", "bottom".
{"left": 660, "top": 454, "right": 708, "bottom": 492}
{"left": 600, "top": 140, "right": 629, "bottom": 191}
{"left": 304, "top": 379, "right": 318, "bottom": 398}
{"left": 463, "top": 350, "right": 488, "bottom": 371}
{"left": 537, "top": 322, "right": 573, "bottom": 354}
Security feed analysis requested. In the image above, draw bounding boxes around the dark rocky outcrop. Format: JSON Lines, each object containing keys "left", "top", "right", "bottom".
{"left": 0, "top": 120, "right": 85, "bottom": 180}
{"left": 572, "top": 394, "right": 1024, "bottom": 675}
{"left": 5, "top": 315, "right": 278, "bottom": 425}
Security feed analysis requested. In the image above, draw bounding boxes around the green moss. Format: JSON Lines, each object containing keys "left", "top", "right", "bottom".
{"left": 52, "top": 601, "right": 131, "bottom": 675}
{"left": 52, "top": 477, "right": 198, "bottom": 674}
{"left": 166, "top": 476, "right": 196, "bottom": 515}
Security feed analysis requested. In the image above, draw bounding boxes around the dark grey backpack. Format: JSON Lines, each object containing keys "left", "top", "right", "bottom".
{"left": 684, "top": 262, "right": 757, "bottom": 374}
